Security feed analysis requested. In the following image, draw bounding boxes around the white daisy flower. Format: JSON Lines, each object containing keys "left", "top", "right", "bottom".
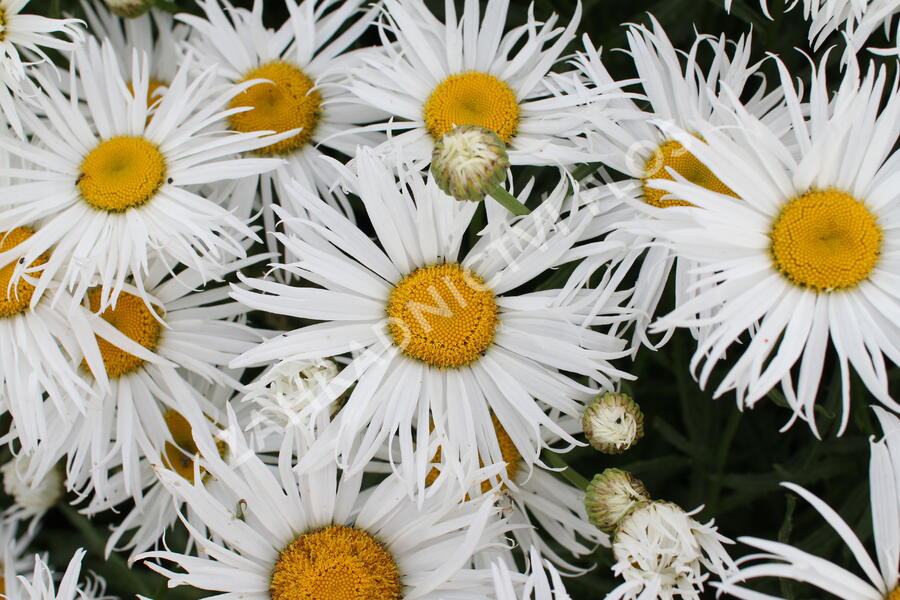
{"left": 424, "top": 413, "right": 607, "bottom": 573}
{"left": 492, "top": 546, "right": 572, "bottom": 600}
{"left": 570, "top": 18, "right": 783, "bottom": 352}
{"left": 0, "top": 224, "right": 111, "bottom": 452}
{"left": 82, "top": 376, "right": 246, "bottom": 559}
{"left": 717, "top": 407, "right": 899, "bottom": 600}
{"left": 609, "top": 501, "right": 736, "bottom": 600}
{"left": 81, "top": 1, "right": 189, "bottom": 101}
{"left": 230, "top": 149, "right": 630, "bottom": 492}
{"left": 0, "top": 37, "right": 288, "bottom": 310}
{"left": 177, "top": 0, "right": 382, "bottom": 221}
{"left": 349, "top": 0, "right": 621, "bottom": 168}
{"left": 137, "top": 406, "right": 510, "bottom": 600}
{"left": 27, "top": 256, "right": 263, "bottom": 503}
{"left": 644, "top": 56, "right": 900, "bottom": 434}
{"left": 1, "top": 453, "right": 63, "bottom": 522}
{"left": 17, "top": 550, "right": 108, "bottom": 600}
{"left": 0, "top": 0, "right": 83, "bottom": 138}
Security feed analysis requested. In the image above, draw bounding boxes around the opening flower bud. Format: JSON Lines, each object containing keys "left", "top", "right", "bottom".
{"left": 103, "top": 0, "right": 152, "bottom": 18}
{"left": 431, "top": 124, "right": 510, "bottom": 203}
{"left": 584, "top": 468, "right": 650, "bottom": 533}
{"left": 583, "top": 392, "right": 644, "bottom": 454}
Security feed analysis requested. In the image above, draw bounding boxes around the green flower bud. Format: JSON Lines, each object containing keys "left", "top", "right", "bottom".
{"left": 431, "top": 125, "right": 509, "bottom": 203}
{"left": 582, "top": 392, "right": 644, "bottom": 454}
{"left": 584, "top": 468, "right": 650, "bottom": 533}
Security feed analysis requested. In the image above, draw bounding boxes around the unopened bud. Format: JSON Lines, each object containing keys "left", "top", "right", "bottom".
{"left": 583, "top": 392, "right": 644, "bottom": 454}
{"left": 584, "top": 468, "right": 649, "bottom": 533}
{"left": 431, "top": 125, "right": 509, "bottom": 202}
{"left": 103, "top": 0, "right": 152, "bottom": 18}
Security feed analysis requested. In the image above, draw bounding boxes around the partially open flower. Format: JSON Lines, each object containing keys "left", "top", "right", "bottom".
{"left": 1, "top": 455, "right": 64, "bottom": 519}
{"left": 584, "top": 468, "right": 649, "bottom": 533}
{"left": 431, "top": 125, "right": 510, "bottom": 202}
{"left": 611, "top": 501, "right": 735, "bottom": 600}
{"left": 583, "top": 392, "right": 644, "bottom": 454}
{"left": 102, "top": 0, "right": 152, "bottom": 17}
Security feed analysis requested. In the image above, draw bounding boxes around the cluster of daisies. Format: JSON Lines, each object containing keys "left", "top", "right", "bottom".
{"left": 0, "top": 0, "right": 895, "bottom": 598}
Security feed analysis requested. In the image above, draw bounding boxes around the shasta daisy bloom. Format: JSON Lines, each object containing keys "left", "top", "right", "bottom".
{"left": 349, "top": 0, "right": 621, "bottom": 168}
{"left": 177, "top": 0, "right": 381, "bottom": 220}
{"left": 570, "top": 18, "right": 783, "bottom": 352}
{"left": 0, "top": 37, "right": 287, "bottom": 311}
{"left": 425, "top": 413, "right": 607, "bottom": 573}
{"left": 1, "top": 453, "right": 64, "bottom": 522}
{"left": 81, "top": 0, "right": 189, "bottom": 103}
{"left": 17, "top": 550, "right": 107, "bottom": 600}
{"left": 231, "top": 149, "right": 630, "bottom": 491}
{"left": 137, "top": 406, "right": 510, "bottom": 600}
{"left": 0, "top": 0, "right": 83, "bottom": 138}
{"left": 27, "top": 256, "right": 263, "bottom": 504}
{"left": 717, "top": 408, "right": 899, "bottom": 600}
{"left": 492, "top": 546, "right": 572, "bottom": 600}
{"left": 0, "top": 224, "right": 111, "bottom": 453}
{"left": 645, "top": 57, "right": 900, "bottom": 434}
{"left": 609, "top": 501, "right": 736, "bottom": 600}
{"left": 83, "top": 376, "right": 246, "bottom": 559}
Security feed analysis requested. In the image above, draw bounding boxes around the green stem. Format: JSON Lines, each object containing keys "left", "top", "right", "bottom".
{"left": 58, "top": 504, "right": 154, "bottom": 598}
{"left": 488, "top": 185, "right": 531, "bottom": 215}
{"left": 708, "top": 408, "right": 742, "bottom": 513}
{"left": 542, "top": 450, "right": 591, "bottom": 491}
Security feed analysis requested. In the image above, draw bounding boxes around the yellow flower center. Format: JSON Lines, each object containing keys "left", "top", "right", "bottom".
{"left": 0, "top": 8, "right": 8, "bottom": 42}
{"left": 229, "top": 61, "right": 322, "bottom": 155}
{"left": 423, "top": 71, "right": 520, "bottom": 144}
{"left": 386, "top": 264, "right": 497, "bottom": 368}
{"left": 86, "top": 289, "right": 162, "bottom": 379}
{"left": 161, "top": 410, "right": 226, "bottom": 483}
{"left": 641, "top": 140, "right": 735, "bottom": 208}
{"left": 271, "top": 525, "right": 402, "bottom": 600}
{"left": 128, "top": 78, "right": 168, "bottom": 107}
{"left": 886, "top": 586, "right": 900, "bottom": 600}
{"left": 425, "top": 414, "right": 521, "bottom": 493}
{"left": 78, "top": 136, "right": 167, "bottom": 212}
{"left": 770, "top": 189, "right": 881, "bottom": 292}
{"left": 0, "top": 228, "right": 47, "bottom": 318}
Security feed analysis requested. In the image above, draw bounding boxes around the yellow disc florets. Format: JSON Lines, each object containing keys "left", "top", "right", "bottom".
{"left": 0, "top": 8, "right": 8, "bottom": 42}
{"left": 270, "top": 525, "right": 402, "bottom": 600}
{"left": 386, "top": 263, "right": 497, "bottom": 368}
{"left": 78, "top": 136, "right": 167, "bottom": 212}
{"left": 161, "top": 410, "right": 227, "bottom": 484}
{"left": 87, "top": 290, "right": 162, "bottom": 379}
{"left": 229, "top": 61, "right": 322, "bottom": 155}
{"left": 128, "top": 78, "right": 168, "bottom": 107}
{"left": 0, "top": 228, "right": 47, "bottom": 318}
{"left": 886, "top": 586, "right": 900, "bottom": 600}
{"left": 641, "top": 140, "right": 735, "bottom": 208}
{"left": 423, "top": 71, "right": 520, "bottom": 144}
{"left": 770, "top": 189, "right": 881, "bottom": 292}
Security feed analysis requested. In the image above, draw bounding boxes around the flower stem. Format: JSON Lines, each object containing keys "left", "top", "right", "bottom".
{"left": 542, "top": 450, "right": 591, "bottom": 491}
{"left": 488, "top": 185, "right": 531, "bottom": 215}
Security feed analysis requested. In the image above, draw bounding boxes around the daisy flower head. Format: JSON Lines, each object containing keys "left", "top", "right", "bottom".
{"left": 0, "top": 0, "right": 83, "bottom": 138}
{"left": 350, "top": 0, "right": 624, "bottom": 168}
{"left": 644, "top": 54, "right": 900, "bottom": 434}
{"left": 83, "top": 375, "right": 249, "bottom": 559}
{"left": 30, "top": 255, "right": 263, "bottom": 504}
{"left": 138, "top": 406, "right": 510, "bottom": 600}
{"left": 81, "top": 0, "right": 189, "bottom": 101}
{"left": 717, "top": 408, "right": 899, "bottom": 600}
{"left": 177, "top": 0, "right": 382, "bottom": 219}
{"left": 17, "top": 550, "right": 108, "bottom": 600}
{"left": 231, "top": 148, "right": 631, "bottom": 494}
{"left": 570, "top": 17, "right": 784, "bottom": 352}
{"left": 609, "top": 501, "right": 736, "bottom": 600}
{"left": 0, "top": 36, "right": 288, "bottom": 311}
{"left": 492, "top": 546, "right": 572, "bottom": 600}
{"left": 1, "top": 453, "right": 64, "bottom": 522}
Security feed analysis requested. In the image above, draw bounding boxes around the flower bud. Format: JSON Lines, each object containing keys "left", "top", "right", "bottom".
{"left": 584, "top": 468, "right": 649, "bottom": 533}
{"left": 431, "top": 125, "right": 509, "bottom": 202}
{"left": 582, "top": 392, "right": 644, "bottom": 454}
{"left": 103, "top": 0, "right": 152, "bottom": 18}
